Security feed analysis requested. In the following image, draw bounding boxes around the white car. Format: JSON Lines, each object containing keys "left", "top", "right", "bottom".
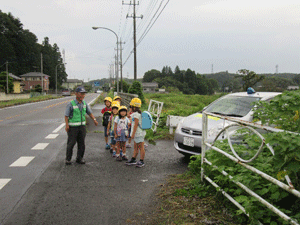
{"left": 174, "top": 90, "right": 281, "bottom": 156}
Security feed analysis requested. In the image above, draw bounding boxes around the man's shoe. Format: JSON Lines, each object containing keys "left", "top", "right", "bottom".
{"left": 122, "top": 155, "right": 128, "bottom": 161}
{"left": 116, "top": 156, "right": 122, "bottom": 161}
{"left": 76, "top": 159, "right": 85, "bottom": 164}
{"left": 105, "top": 144, "right": 110, "bottom": 149}
{"left": 126, "top": 143, "right": 131, "bottom": 148}
{"left": 65, "top": 160, "right": 72, "bottom": 165}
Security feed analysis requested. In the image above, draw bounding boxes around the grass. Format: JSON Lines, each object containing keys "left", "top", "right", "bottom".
{"left": 0, "top": 95, "right": 63, "bottom": 108}
{"left": 143, "top": 92, "right": 223, "bottom": 142}
{"left": 127, "top": 173, "right": 240, "bottom": 225}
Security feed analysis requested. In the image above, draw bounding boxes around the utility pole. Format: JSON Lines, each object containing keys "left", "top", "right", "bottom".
{"left": 211, "top": 64, "right": 214, "bottom": 74}
{"left": 119, "top": 38, "right": 125, "bottom": 92}
{"left": 115, "top": 54, "right": 118, "bottom": 92}
{"left": 41, "top": 53, "right": 44, "bottom": 93}
{"left": 6, "top": 61, "right": 8, "bottom": 94}
{"left": 123, "top": 0, "right": 143, "bottom": 80}
{"left": 275, "top": 64, "right": 279, "bottom": 74}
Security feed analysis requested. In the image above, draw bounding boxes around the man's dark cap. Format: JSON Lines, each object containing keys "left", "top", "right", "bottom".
{"left": 75, "top": 87, "right": 87, "bottom": 93}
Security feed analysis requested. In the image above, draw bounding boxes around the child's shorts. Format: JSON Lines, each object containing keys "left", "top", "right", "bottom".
{"left": 110, "top": 131, "right": 116, "bottom": 145}
{"left": 110, "top": 137, "right": 116, "bottom": 145}
{"left": 104, "top": 126, "right": 108, "bottom": 137}
{"left": 134, "top": 136, "right": 144, "bottom": 144}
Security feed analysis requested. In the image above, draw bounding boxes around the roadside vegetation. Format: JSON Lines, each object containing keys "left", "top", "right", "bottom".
{"left": 0, "top": 95, "right": 62, "bottom": 108}
{"left": 143, "top": 92, "right": 223, "bottom": 143}
{"left": 145, "top": 89, "right": 299, "bottom": 225}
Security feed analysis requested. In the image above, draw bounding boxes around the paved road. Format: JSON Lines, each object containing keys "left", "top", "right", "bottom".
{"left": 0, "top": 94, "right": 99, "bottom": 224}
{"left": 2, "top": 101, "right": 189, "bottom": 225}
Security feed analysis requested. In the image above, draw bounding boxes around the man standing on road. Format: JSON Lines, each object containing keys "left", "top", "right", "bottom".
{"left": 64, "top": 87, "right": 98, "bottom": 165}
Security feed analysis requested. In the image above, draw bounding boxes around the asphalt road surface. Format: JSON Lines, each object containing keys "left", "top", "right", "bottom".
{"left": 1, "top": 98, "right": 189, "bottom": 225}
{"left": 0, "top": 94, "right": 99, "bottom": 224}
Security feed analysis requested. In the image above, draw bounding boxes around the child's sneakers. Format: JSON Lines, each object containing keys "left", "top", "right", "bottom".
{"left": 105, "top": 144, "right": 110, "bottom": 149}
{"left": 126, "top": 143, "right": 131, "bottom": 148}
{"left": 112, "top": 151, "right": 117, "bottom": 157}
{"left": 125, "top": 158, "right": 137, "bottom": 165}
{"left": 122, "top": 155, "right": 128, "bottom": 161}
{"left": 116, "top": 155, "right": 122, "bottom": 161}
{"left": 136, "top": 161, "right": 145, "bottom": 168}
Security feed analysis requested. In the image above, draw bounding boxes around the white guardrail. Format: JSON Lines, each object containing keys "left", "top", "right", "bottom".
{"left": 201, "top": 111, "right": 300, "bottom": 225}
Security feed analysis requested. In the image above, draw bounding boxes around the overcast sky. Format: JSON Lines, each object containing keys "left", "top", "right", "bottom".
{"left": 2, "top": 0, "right": 300, "bottom": 81}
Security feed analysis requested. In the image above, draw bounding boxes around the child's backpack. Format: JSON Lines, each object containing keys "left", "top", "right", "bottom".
{"left": 139, "top": 111, "right": 153, "bottom": 130}
{"left": 102, "top": 111, "right": 111, "bottom": 126}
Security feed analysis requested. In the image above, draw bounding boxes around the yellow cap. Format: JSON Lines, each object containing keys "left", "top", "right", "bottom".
{"left": 104, "top": 97, "right": 112, "bottom": 103}
{"left": 111, "top": 101, "right": 120, "bottom": 109}
{"left": 130, "top": 98, "right": 141, "bottom": 107}
{"left": 113, "top": 96, "right": 121, "bottom": 101}
{"left": 118, "top": 105, "right": 128, "bottom": 112}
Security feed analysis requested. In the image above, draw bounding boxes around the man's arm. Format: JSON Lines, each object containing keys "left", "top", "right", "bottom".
{"left": 65, "top": 116, "right": 69, "bottom": 132}
{"left": 89, "top": 113, "right": 98, "bottom": 126}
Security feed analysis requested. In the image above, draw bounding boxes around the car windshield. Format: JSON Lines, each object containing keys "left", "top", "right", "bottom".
{"left": 204, "top": 96, "right": 261, "bottom": 117}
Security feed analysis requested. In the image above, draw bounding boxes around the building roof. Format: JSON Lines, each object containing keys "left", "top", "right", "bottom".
{"left": 20, "top": 72, "right": 50, "bottom": 77}
{"left": 9, "top": 73, "right": 22, "bottom": 80}
{"left": 64, "top": 79, "right": 84, "bottom": 83}
{"left": 142, "top": 82, "right": 158, "bottom": 88}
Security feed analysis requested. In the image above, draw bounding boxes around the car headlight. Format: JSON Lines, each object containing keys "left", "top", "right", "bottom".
{"left": 175, "top": 118, "right": 185, "bottom": 132}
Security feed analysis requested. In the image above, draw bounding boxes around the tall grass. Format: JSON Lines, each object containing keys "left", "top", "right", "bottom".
{"left": 143, "top": 92, "right": 223, "bottom": 141}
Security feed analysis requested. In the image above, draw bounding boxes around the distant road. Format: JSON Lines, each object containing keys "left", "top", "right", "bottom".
{"left": 0, "top": 93, "right": 99, "bottom": 223}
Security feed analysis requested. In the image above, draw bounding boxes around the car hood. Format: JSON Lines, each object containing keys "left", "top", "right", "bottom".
{"left": 182, "top": 112, "right": 226, "bottom": 131}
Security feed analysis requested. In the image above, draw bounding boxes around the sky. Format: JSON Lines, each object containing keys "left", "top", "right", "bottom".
{"left": 2, "top": 0, "right": 300, "bottom": 82}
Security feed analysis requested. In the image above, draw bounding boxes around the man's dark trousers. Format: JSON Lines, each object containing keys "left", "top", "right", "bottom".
{"left": 66, "top": 125, "right": 87, "bottom": 161}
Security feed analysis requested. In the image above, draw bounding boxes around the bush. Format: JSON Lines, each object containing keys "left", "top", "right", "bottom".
{"left": 128, "top": 81, "right": 145, "bottom": 103}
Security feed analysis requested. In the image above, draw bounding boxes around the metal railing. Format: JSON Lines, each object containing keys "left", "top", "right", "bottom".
{"left": 201, "top": 111, "right": 300, "bottom": 225}
{"left": 147, "top": 99, "right": 163, "bottom": 133}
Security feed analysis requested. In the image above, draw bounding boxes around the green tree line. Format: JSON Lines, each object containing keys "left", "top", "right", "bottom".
{"left": 143, "top": 66, "right": 219, "bottom": 95}
{"left": 0, "top": 10, "right": 67, "bottom": 90}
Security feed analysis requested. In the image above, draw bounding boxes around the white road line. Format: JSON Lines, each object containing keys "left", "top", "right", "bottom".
{"left": 31, "top": 143, "right": 49, "bottom": 150}
{"left": 52, "top": 123, "right": 65, "bottom": 133}
{"left": 0, "top": 179, "right": 11, "bottom": 190}
{"left": 9, "top": 156, "right": 35, "bottom": 167}
{"left": 45, "top": 134, "right": 59, "bottom": 139}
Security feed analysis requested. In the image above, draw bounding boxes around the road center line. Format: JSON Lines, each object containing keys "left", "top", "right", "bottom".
{"left": 0, "top": 179, "right": 11, "bottom": 190}
{"left": 9, "top": 156, "right": 35, "bottom": 167}
{"left": 45, "top": 134, "right": 59, "bottom": 139}
{"left": 31, "top": 143, "right": 49, "bottom": 150}
{"left": 52, "top": 123, "right": 65, "bottom": 133}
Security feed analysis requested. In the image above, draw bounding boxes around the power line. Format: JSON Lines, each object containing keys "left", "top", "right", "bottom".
{"left": 137, "top": 0, "right": 170, "bottom": 46}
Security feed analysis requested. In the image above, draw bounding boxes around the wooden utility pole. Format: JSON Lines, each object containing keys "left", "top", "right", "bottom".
{"left": 119, "top": 38, "right": 125, "bottom": 92}
{"left": 123, "top": 0, "right": 143, "bottom": 80}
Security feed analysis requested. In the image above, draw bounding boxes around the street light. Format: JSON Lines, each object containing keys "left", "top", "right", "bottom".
{"left": 56, "top": 63, "right": 66, "bottom": 95}
{"left": 92, "top": 26, "right": 119, "bottom": 94}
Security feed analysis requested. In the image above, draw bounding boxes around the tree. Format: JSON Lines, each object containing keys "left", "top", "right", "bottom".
{"left": 114, "top": 80, "right": 130, "bottom": 93}
{"left": 143, "top": 69, "right": 161, "bottom": 82}
{"left": 0, "top": 72, "right": 14, "bottom": 93}
{"left": 236, "top": 69, "right": 264, "bottom": 91}
{"left": 128, "top": 81, "right": 145, "bottom": 103}
{"left": 34, "top": 84, "right": 42, "bottom": 93}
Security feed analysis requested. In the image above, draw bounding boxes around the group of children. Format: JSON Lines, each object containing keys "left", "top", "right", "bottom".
{"left": 101, "top": 95, "right": 146, "bottom": 168}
